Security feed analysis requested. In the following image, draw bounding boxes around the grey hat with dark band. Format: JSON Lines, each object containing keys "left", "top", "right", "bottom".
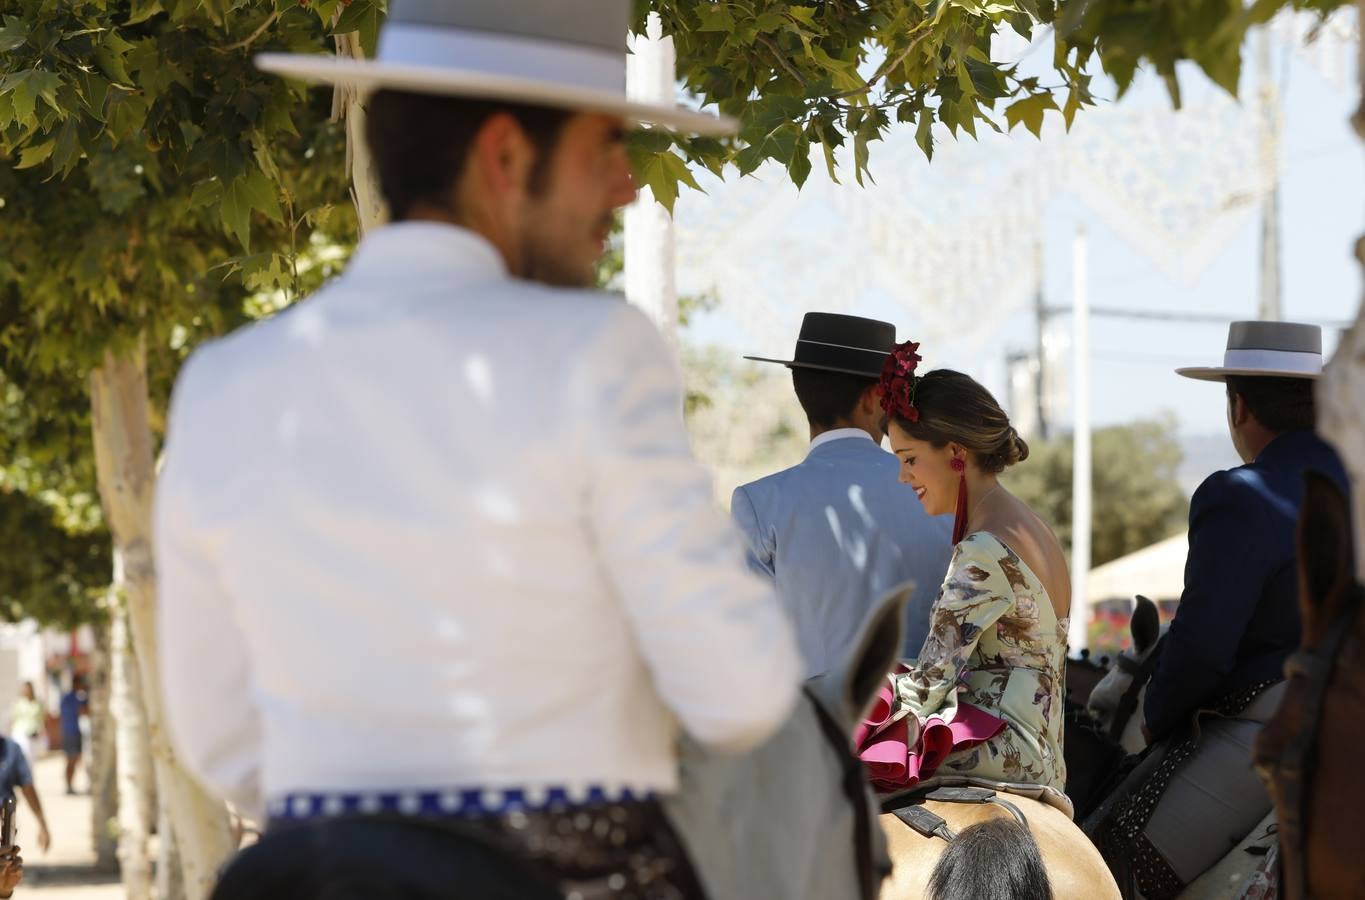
{"left": 1177, "top": 321, "right": 1324, "bottom": 382}
{"left": 256, "top": 0, "right": 735, "bottom": 136}
{"left": 746, "top": 313, "right": 897, "bottom": 379}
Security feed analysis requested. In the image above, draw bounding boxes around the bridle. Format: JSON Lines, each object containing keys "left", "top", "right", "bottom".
{"left": 805, "top": 686, "right": 883, "bottom": 900}
{"left": 1108, "top": 634, "right": 1166, "bottom": 743}
{"left": 1256, "top": 583, "right": 1362, "bottom": 900}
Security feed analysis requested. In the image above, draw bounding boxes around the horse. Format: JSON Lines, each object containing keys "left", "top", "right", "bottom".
{"left": 1081, "top": 596, "right": 1282, "bottom": 899}
{"left": 878, "top": 781, "right": 1120, "bottom": 899}
{"left": 1253, "top": 472, "right": 1365, "bottom": 900}
{"left": 1085, "top": 595, "right": 1165, "bottom": 755}
{"left": 664, "top": 584, "right": 907, "bottom": 900}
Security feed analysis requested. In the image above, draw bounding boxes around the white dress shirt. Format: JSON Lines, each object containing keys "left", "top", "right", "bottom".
{"left": 155, "top": 222, "right": 800, "bottom": 820}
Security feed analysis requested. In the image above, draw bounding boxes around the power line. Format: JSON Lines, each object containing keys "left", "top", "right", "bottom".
{"left": 1040, "top": 305, "right": 1349, "bottom": 327}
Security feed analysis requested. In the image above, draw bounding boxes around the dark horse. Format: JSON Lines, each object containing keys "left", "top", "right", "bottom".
{"left": 1254, "top": 472, "right": 1365, "bottom": 900}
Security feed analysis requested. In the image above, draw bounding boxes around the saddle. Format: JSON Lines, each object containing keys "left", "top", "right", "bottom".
{"left": 880, "top": 775, "right": 1074, "bottom": 844}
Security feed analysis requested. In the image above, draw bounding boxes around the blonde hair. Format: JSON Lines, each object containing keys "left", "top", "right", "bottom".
{"left": 893, "top": 370, "right": 1028, "bottom": 474}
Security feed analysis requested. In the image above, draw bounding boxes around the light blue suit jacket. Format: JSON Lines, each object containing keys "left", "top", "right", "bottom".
{"left": 731, "top": 433, "right": 954, "bottom": 677}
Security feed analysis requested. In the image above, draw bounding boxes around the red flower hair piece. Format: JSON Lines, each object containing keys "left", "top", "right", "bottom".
{"left": 879, "top": 341, "right": 923, "bottom": 422}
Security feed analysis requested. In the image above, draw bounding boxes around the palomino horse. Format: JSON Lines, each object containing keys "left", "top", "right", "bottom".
{"left": 1253, "top": 472, "right": 1365, "bottom": 900}
{"left": 879, "top": 785, "right": 1120, "bottom": 899}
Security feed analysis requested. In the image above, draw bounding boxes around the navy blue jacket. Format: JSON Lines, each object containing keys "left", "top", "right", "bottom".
{"left": 1143, "top": 429, "right": 1350, "bottom": 740}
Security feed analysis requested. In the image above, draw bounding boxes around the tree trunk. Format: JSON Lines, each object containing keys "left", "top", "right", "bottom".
{"left": 89, "top": 341, "right": 234, "bottom": 897}
{"left": 1319, "top": 0, "right": 1365, "bottom": 586}
{"left": 112, "top": 601, "right": 152, "bottom": 899}
{"left": 156, "top": 802, "right": 185, "bottom": 900}
{"left": 333, "top": 30, "right": 386, "bottom": 233}
{"left": 87, "top": 618, "right": 119, "bottom": 871}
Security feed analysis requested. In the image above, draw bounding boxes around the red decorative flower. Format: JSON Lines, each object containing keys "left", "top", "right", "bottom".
{"left": 879, "top": 340, "right": 924, "bottom": 421}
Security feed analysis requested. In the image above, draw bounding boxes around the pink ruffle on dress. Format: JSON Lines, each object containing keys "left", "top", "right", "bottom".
{"left": 854, "top": 664, "right": 1008, "bottom": 793}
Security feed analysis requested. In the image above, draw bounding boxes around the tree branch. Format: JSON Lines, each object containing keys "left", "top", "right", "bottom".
{"left": 757, "top": 34, "right": 809, "bottom": 89}
{"left": 217, "top": 11, "right": 280, "bottom": 53}
{"left": 831, "top": 27, "right": 932, "bottom": 100}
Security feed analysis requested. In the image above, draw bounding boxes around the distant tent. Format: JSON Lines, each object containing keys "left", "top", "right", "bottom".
{"left": 1087, "top": 533, "right": 1187, "bottom": 607}
{"left": 1083, "top": 533, "right": 1187, "bottom": 656}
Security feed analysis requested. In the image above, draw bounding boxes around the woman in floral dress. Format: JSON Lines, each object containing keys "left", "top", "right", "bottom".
{"left": 879, "top": 342, "right": 1071, "bottom": 792}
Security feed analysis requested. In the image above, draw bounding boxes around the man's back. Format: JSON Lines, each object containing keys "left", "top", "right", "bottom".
{"left": 732, "top": 433, "right": 953, "bottom": 676}
{"left": 157, "top": 223, "right": 798, "bottom": 817}
{"left": 1144, "top": 428, "right": 1349, "bottom": 737}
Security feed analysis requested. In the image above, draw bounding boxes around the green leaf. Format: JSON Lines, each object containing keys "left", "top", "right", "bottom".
{"left": 787, "top": 133, "right": 811, "bottom": 189}
{"left": 126, "top": 0, "right": 164, "bottom": 25}
{"left": 634, "top": 150, "right": 702, "bottom": 215}
{"left": 15, "top": 139, "right": 55, "bottom": 170}
{"left": 50, "top": 118, "right": 82, "bottom": 176}
{"left": 916, "top": 107, "right": 934, "bottom": 162}
{"left": 696, "top": 4, "right": 735, "bottom": 32}
{"left": 333, "top": 0, "right": 384, "bottom": 56}
{"left": 1004, "top": 92, "right": 1057, "bottom": 138}
{"left": 0, "top": 19, "right": 28, "bottom": 53}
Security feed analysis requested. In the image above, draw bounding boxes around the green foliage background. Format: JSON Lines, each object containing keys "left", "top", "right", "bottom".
{"left": 1006, "top": 416, "right": 1190, "bottom": 568}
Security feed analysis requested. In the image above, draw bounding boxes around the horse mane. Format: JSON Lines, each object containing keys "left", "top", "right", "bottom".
{"left": 926, "top": 818, "right": 1053, "bottom": 900}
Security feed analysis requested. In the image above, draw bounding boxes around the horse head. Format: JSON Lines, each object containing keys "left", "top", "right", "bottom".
{"left": 665, "top": 581, "right": 912, "bottom": 900}
{"left": 1086, "top": 594, "right": 1164, "bottom": 753}
{"left": 1253, "top": 471, "right": 1365, "bottom": 900}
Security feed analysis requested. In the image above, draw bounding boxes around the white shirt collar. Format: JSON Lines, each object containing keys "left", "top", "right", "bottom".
{"left": 347, "top": 221, "right": 508, "bottom": 282}
{"left": 808, "top": 428, "right": 876, "bottom": 454}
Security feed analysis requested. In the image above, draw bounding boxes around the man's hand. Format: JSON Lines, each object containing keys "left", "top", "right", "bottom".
{"left": 0, "top": 845, "right": 24, "bottom": 897}
{"left": 35, "top": 822, "right": 49, "bottom": 854}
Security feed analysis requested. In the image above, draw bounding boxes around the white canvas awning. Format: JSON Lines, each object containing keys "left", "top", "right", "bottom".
{"left": 1086, "top": 533, "right": 1188, "bottom": 607}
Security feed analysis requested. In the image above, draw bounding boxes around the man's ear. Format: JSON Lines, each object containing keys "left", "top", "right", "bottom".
{"left": 472, "top": 113, "right": 534, "bottom": 197}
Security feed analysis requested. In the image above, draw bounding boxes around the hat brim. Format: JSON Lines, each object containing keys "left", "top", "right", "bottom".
{"left": 1176, "top": 366, "right": 1321, "bottom": 382}
{"left": 255, "top": 53, "right": 736, "bottom": 136}
{"left": 743, "top": 356, "right": 883, "bottom": 379}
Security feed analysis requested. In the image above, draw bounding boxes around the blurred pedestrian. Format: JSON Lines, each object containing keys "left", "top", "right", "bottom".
{"left": 57, "top": 677, "right": 86, "bottom": 796}
{"left": 0, "top": 735, "right": 50, "bottom": 856}
{"left": 7, "top": 685, "right": 42, "bottom": 763}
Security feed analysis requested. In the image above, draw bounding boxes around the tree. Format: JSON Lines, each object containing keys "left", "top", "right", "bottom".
{"left": 1006, "top": 417, "right": 1189, "bottom": 568}
{"left": 0, "top": 1, "right": 357, "bottom": 892}
{"left": 629, "top": 0, "right": 1348, "bottom": 208}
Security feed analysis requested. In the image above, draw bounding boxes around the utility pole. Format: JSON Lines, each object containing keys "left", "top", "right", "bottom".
{"left": 1257, "top": 25, "right": 1283, "bottom": 321}
{"left": 624, "top": 13, "right": 679, "bottom": 348}
{"left": 1033, "top": 242, "right": 1049, "bottom": 440}
{"left": 1069, "top": 227, "right": 1092, "bottom": 655}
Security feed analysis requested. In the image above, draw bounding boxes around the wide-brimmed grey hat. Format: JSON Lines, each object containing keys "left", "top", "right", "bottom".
{"left": 1177, "top": 320, "right": 1323, "bottom": 382}
{"left": 256, "top": 0, "right": 735, "bottom": 136}
{"left": 746, "top": 313, "right": 897, "bottom": 379}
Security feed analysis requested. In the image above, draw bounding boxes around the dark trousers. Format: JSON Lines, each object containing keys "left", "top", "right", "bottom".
{"left": 212, "top": 816, "right": 562, "bottom": 900}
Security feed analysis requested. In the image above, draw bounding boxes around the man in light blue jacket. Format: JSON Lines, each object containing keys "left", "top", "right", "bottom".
{"left": 733, "top": 313, "right": 954, "bottom": 677}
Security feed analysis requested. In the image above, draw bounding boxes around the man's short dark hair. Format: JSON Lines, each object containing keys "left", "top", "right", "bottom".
{"left": 365, "top": 91, "right": 573, "bottom": 220}
{"left": 792, "top": 367, "right": 877, "bottom": 429}
{"left": 1225, "top": 375, "right": 1317, "bottom": 434}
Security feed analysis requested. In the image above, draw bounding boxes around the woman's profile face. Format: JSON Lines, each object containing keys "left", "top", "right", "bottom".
{"left": 888, "top": 421, "right": 958, "bottom": 517}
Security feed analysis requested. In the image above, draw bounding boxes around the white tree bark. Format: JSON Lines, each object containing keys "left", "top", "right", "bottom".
{"left": 112, "top": 602, "right": 152, "bottom": 899}
{"left": 1318, "top": 0, "right": 1365, "bottom": 583}
{"left": 90, "top": 342, "right": 235, "bottom": 898}
{"left": 156, "top": 802, "right": 185, "bottom": 900}
{"left": 87, "top": 619, "right": 119, "bottom": 872}
{"left": 333, "top": 31, "right": 386, "bottom": 234}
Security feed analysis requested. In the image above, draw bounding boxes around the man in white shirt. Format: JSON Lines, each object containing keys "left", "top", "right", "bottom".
{"left": 158, "top": 2, "right": 800, "bottom": 896}
{"left": 734, "top": 313, "right": 953, "bottom": 676}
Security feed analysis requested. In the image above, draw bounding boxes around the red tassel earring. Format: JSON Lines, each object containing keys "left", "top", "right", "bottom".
{"left": 951, "top": 457, "right": 968, "bottom": 545}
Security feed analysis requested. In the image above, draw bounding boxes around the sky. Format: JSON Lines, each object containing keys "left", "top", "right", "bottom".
{"left": 670, "top": 13, "right": 1363, "bottom": 451}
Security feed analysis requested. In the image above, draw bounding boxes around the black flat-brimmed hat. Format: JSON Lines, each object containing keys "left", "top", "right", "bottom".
{"left": 745, "top": 313, "right": 896, "bottom": 379}
{"left": 1176, "top": 321, "right": 1323, "bottom": 382}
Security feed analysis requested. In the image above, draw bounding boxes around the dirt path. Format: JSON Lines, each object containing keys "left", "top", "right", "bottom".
{"left": 17, "top": 752, "right": 119, "bottom": 899}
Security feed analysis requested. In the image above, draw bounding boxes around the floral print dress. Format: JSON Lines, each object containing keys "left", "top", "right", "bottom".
{"left": 893, "top": 531, "right": 1068, "bottom": 791}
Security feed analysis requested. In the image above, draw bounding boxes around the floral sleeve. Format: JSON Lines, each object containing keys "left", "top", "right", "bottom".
{"left": 894, "top": 536, "right": 1015, "bottom": 722}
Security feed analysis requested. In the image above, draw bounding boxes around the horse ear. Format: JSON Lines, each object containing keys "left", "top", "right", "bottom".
{"left": 1130, "top": 595, "right": 1160, "bottom": 655}
{"left": 1298, "top": 471, "right": 1356, "bottom": 628}
{"left": 815, "top": 581, "right": 910, "bottom": 732}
